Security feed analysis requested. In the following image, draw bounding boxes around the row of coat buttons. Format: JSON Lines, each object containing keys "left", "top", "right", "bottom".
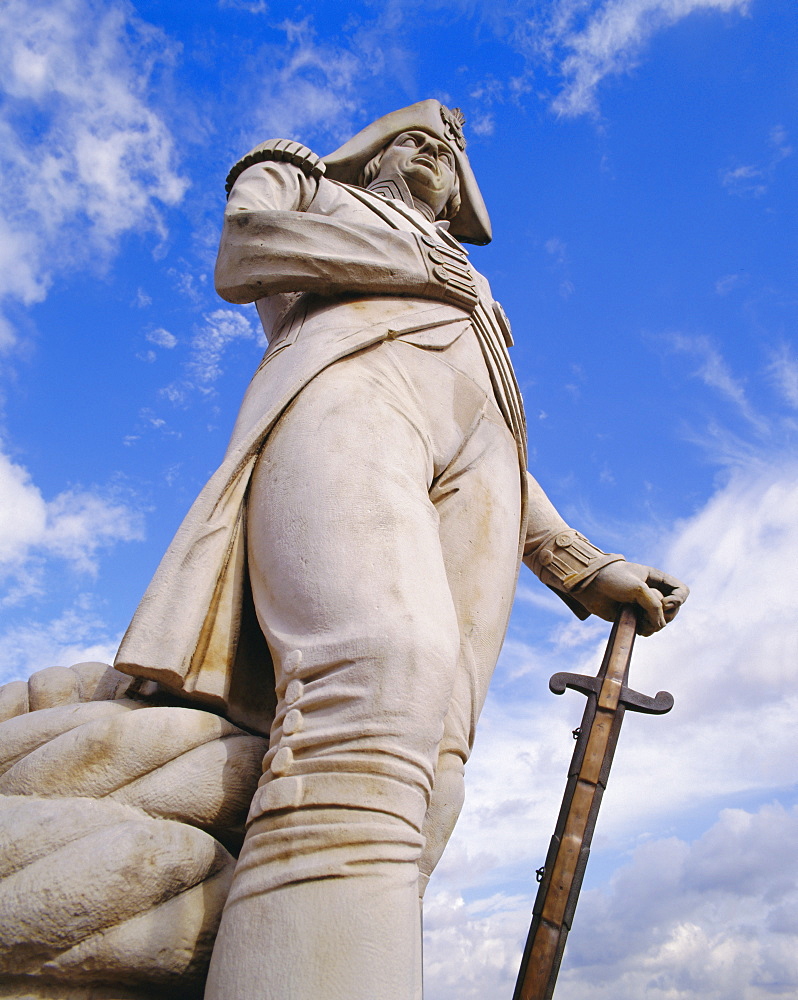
{"left": 272, "top": 654, "right": 306, "bottom": 775}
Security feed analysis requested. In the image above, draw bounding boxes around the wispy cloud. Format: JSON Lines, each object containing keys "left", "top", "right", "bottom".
{"left": 212, "top": 0, "right": 753, "bottom": 150}
{"left": 545, "top": 236, "right": 576, "bottom": 298}
{"left": 714, "top": 272, "right": 746, "bottom": 295}
{"left": 219, "top": 0, "right": 269, "bottom": 11}
{"left": 0, "top": 0, "right": 187, "bottom": 348}
{"left": 514, "top": 0, "right": 750, "bottom": 117}
{"left": 720, "top": 163, "right": 768, "bottom": 198}
{"left": 0, "top": 599, "right": 122, "bottom": 685}
{"left": 157, "top": 307, "right": 261, "bottom": 406}
{"left": 768, "top": 343, "right": 798, "bottom": 410}
{"left": 188, "top": 309, "right": 260, "bottom": 384}
{"left": 665, "top": 332, "right": 768, "bottom": 432}
{"left": 721, "top": 124, "right": 793, "bottom": 197}
{"left": 146, "top": 328, "right": 178, "bottom": 350}
{"left": 247, "top": 19, "right": 373, "bottom": 149}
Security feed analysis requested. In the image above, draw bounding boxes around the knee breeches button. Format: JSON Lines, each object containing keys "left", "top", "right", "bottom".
{"left": 285, "top": 679, "right": 304, "bottom": 704}
{"left": 271, "top": 746, "right": 294, "bottom": 776}
{"left": 284, "top": 650, "right": 302, "bottom": 675}
{"left": 283, "top": 709, "right": 304, "bottom": 735}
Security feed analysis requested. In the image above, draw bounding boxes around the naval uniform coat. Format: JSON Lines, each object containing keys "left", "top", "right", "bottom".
{"left": 115, "top": 155, "right": 573, "bottom": 735}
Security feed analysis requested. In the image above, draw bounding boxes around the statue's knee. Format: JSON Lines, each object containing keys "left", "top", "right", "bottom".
{"left": 432, "top": 750, "right": 466, "bottom": 811}
{"left": 418, "top": 752, "right": 466, "bottom": 894}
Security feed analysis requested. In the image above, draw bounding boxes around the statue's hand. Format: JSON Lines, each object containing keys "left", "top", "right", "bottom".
{"left": 577, "top": 562, "right": 689, "bottom": 636}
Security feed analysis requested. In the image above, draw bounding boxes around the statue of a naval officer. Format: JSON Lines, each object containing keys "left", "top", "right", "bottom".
{"left": 115, "top": 100, "right": 688, "bottom": 1000}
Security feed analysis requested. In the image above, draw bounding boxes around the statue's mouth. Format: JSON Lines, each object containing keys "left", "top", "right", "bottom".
{"left": 412, "top": 154, "right": 437, "bottom": 171}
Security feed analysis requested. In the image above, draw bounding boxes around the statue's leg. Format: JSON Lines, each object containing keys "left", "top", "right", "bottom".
{"left": 417, "top": 374, "right": 522, "bottom": 896}
{"left": 206, "top": 340, "right": 488, "bottom": 1000}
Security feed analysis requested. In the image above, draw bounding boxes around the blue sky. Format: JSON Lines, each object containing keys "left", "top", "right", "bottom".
{"left": 1, "top": 0, "right": 797, "bottom": 996}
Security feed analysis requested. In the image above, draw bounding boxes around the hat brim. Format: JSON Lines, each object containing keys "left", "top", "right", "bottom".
{"left": 323, "top": 99, "right": 491, "bottom": 246}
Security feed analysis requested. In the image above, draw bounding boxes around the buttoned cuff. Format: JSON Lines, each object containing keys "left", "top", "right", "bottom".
{"left": 416, "top": 233, "right": 478, "bottom": 312}
{"left": 527, "top": 528, "right": 625, "bottom": 593}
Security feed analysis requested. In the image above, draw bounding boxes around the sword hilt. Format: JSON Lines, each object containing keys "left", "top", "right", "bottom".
{"left": 549, "top": 672, "right": 673, "bottom": 715}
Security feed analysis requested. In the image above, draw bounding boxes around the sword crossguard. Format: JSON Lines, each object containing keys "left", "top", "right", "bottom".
{"left": 621, "top": 686, "right": 674, "bottom": 715}
{"left": 549, "top": 671, "right": 674, "bottom": 716}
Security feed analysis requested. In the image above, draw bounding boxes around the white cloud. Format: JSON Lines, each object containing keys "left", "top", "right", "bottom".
{"left": 720, "top": 162, "right": 768, "bottom": 198}
{"left": 168, "top": 266, "right": 210, "bottom": 306}
{"left": 555, "top": 803, "right": 798, "bottom": 998}
{"left": 545, "top": 237, "right": 567, "bottom": 263}
{"left": 0, "top": 444, "right": 144, "bottom": 599}
{"left": 769, "top": 124, "right": 792, "bottom": 160}
{"left": 665, "top": 332, "right": 768, "bottom": 432}
{"left": 155, "top": 307, "right": 261, "bottom": 406}
{"left": 242, "top": 11, "right": 423, "bottom": 150}
{"left": 608, "top": 464, "right": 798, "bottom": 821}
{"left": 768, "top": 344, "right": 798, "bottom": 410}
{"left": 425, "top": 457, "right": 798, "bottom": 997}
{"left": 544, "top": 237, "right": 576, "bottom": 297}
{"left": 0, "top": 314, "right": 18, "bottom": 353}
{"left": 188, "top": 309, "right": 260, "bottom": 384}
{"left": 186, "top": 309, "right": 263, "bottom": 391}
{"left": 0, "top": 0, "right": 187, "bottom": 347}
{"left": 250, "top": 19, "right": 367, "bottom": 145}
{"left": 41, "top": 490, "right": 143, "bottom": 573}
{"left": 518, "top": 0, "right": 750, "bottom": 118}
{"left": 714, "top": 272, "right": 745, "bottom": 295}
{"left": 146, "top": 327, "right": 178, "bottom": 349}
{"left": 158, "top": 383, "right": 189, "bottom": 406}
{"left": 425, "top": 802, "right": 798, "bottom": 1000}
{"left": 721, "top": 124, "right": 793, "bottom": 197}
{"left": 424, "top": 888, "right": 528, "bottom": 999}
{"left": 219, "top": 0, "right": 270, "bottom": 11}
{"left": 469, "top": 113, "right": 495, "bottom": 136}
{"left": 0, "top": 599, "right": 121, "bottom": 686}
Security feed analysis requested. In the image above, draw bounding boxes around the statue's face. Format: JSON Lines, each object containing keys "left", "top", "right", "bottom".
{"left": 376, "top": 130, "right": 457, "bottom": 217}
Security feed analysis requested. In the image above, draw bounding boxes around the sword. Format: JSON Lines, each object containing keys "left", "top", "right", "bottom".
{"left": 512, "top": 604, "right": 674, "bottom": 1000}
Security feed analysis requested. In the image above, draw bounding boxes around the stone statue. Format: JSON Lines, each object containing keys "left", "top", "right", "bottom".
{"left": 0, "top": 661, "right": 267, "bottom": 999}
{"left": 0, "top": 101, "right": 688, "bottom": 1000}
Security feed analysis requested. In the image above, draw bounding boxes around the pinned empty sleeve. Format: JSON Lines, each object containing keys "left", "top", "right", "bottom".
{"left": 225, "top": 139, "right": 325, "bottom": 197}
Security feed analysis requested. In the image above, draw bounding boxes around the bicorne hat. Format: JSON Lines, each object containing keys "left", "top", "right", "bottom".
{"left": 323, "top": 99, "right": 491, "bottom": 245}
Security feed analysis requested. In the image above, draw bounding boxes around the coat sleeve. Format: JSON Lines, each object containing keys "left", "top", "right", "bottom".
{"left": 522, "top": 471, "right": 625, "bottom": 619}
{"left": 215, "top": 162, "right": 472, "bottom": 308}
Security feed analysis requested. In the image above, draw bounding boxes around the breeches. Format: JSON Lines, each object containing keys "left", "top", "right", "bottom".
{"left": 205, "top": 333, "right": 522, "bottom": 1000}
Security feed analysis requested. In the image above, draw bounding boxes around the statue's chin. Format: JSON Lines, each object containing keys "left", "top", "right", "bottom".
{"left": 398, "top": 169, "right": 450, "bottom": 212}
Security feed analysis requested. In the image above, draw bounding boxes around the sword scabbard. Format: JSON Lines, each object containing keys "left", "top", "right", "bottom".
{"left": 513, "top": 605, "right": 670, "bottom": 1000}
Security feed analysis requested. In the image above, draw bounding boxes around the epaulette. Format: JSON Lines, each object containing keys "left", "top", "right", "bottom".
{"left": 225, "top": 139, "right": 325, "bottom": 196}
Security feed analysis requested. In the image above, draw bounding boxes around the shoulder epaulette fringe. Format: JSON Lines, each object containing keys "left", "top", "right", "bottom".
{"left": 225, "top": 139, "right": 325, "bottom": 196}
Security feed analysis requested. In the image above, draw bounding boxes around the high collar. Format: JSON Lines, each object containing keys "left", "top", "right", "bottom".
{"left": 366, "top": 175, "right": 436, "bottom": 223}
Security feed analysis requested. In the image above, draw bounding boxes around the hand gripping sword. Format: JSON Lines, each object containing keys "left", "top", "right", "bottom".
{"left": 512, "top": 604, "right": 674, "bottom": 1000}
